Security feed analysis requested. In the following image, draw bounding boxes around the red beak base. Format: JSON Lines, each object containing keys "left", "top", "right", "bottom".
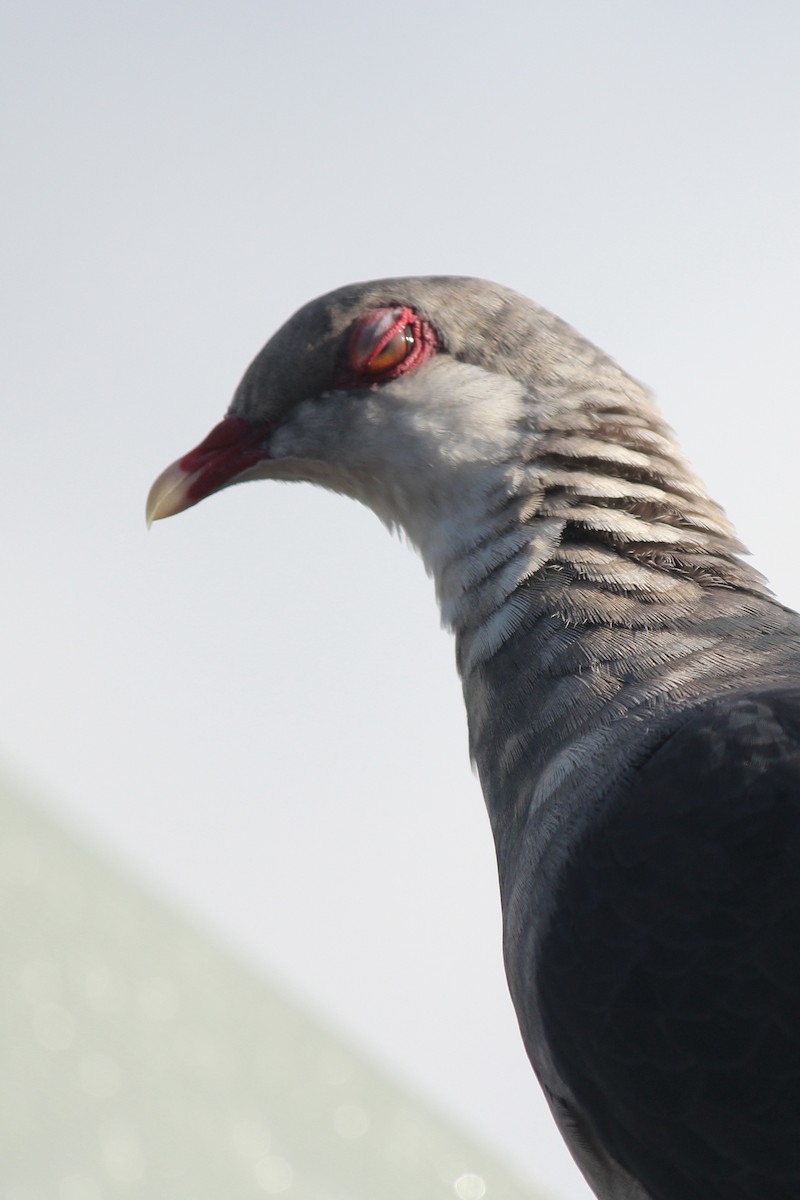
{"left": 146, "top": 415, "right": 273, "bottom": 525}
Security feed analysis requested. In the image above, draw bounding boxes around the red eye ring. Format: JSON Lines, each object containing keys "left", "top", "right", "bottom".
{"left": 336, "top": 306, "right": 438, "bottom": 386}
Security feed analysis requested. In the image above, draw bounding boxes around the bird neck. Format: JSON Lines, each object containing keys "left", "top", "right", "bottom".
{"left": 423, "top": 405, "right": 785, "bottom": 895}
{"left": 432, "top": 421, "right": 773, "bottom": 678}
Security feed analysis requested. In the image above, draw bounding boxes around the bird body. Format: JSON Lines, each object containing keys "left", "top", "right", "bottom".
{"left": 148, "top": 278, "right": 800, "bottom": 1199}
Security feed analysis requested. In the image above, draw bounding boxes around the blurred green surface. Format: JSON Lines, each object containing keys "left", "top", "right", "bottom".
{"left": 0, "top": 781, "right": 543, "bottom": 1199}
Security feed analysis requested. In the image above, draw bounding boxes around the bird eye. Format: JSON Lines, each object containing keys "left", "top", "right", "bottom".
{"left": 345, "top": 307, "right": 419, "bottom": 380}
{"left": 367, "top": 325, "right": 415, "bottom": 373}
{"left": 337, "top": 305, "right": 439, "bottom": 387}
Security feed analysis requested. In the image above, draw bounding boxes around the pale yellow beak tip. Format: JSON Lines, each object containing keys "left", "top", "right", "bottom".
{"left": 145, "top": 461, "right": 197, "bottom": 528}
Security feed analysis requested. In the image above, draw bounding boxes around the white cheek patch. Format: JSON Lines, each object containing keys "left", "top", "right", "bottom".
{"left": 393, "top": 360, "right": 529, "bottom": 464}
{"left": 264, "top": 364, "right": 547, "bottom": 656}
{"left": 367, "top": 363, "right": 531, "bottom": 562}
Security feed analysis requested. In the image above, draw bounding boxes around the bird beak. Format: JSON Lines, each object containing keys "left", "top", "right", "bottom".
{"left": 146, "top": 415, "right": 273, "bottom": 526}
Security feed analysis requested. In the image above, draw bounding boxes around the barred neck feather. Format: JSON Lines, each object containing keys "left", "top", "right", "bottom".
{"left": 432, "top": 384, "right": 774, "bottom": 678}
{"left": 426, "top": 378, "right": 798, "bottom": 884}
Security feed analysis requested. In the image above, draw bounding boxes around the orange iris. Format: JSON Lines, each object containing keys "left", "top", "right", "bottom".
{"left": 365, "top": 325, "right": 414, "bottom": 374}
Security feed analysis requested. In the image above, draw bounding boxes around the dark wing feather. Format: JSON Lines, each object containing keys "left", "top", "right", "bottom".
{"left": 538, "top": 689, "right": 800, "bottom": 1200}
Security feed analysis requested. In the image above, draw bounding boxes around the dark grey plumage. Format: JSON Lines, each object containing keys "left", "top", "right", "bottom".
{"left": 148, "top": 278, "right": 800, "bottom": 1199}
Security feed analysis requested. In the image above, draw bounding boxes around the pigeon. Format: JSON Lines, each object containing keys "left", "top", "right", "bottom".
{"left": 147, "top": 278, "right": 800, "bottom": 1200}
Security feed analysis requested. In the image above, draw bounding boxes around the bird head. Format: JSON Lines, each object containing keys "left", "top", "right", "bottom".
{"left": 146, "top": 277, "right": 614, "bottom": 570}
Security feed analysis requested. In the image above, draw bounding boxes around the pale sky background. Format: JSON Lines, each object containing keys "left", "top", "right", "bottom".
{"left": 3, "top": 3, "right": 800, "bottom": 1198}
